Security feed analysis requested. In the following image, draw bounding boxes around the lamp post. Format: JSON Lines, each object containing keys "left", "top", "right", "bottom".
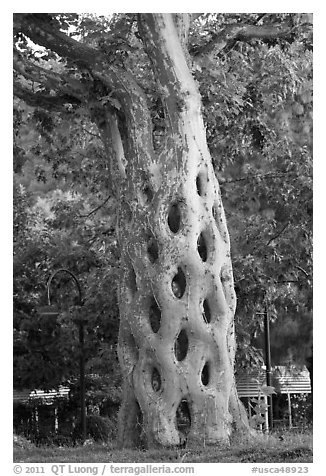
{"left": 38, "top": 268, "right": 87, "bottom": 443}
{"left": 256, "top": 307, "right": 273, "bottom": 432}
{"left": 263, "top": 307, "right": 273, "bottom": 431}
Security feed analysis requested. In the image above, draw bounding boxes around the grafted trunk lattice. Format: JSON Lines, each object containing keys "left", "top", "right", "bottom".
{"left": 114, "top": 14, "right": 249, "bottom": 448}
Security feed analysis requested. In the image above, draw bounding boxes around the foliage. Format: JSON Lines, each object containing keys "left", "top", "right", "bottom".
{"left": 191, "top": 14, "right": 313, "bottom": 369}
{"left": 248, "top": 384, "right": 276, "bottom": 429}
{"left": 13, "top": 179, "right": 120, "bottom": 390}
{"left": 272, "top": 393, "right": 312, "bottom": 430}
{"left": 73, "top": 415, "right": 118, "bottom": 443}
{"left": 288, "top": 394, "right": 312, "bottom": 427}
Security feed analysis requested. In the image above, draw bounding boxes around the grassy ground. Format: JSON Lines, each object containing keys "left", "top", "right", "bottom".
{"left": 14, "top": 430, "right": 312, "bottom": 463}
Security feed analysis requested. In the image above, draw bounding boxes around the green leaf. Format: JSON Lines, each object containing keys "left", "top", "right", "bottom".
{"left": 260, "top": 385, "right": 277, "bottom": 396}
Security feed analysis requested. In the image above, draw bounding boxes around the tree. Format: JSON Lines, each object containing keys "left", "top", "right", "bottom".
{"left": 13, "top": 13, "right": 312, "bottom": 448}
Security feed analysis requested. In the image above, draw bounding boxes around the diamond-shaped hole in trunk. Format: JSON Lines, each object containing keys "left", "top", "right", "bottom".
{"left": 197, "top": 232, "right": 208, "bottom": 262}
{"left": 143, "top": 184, "right": 154, "bottom": 202}
{"left": 149, "top": 297, "right": 161, "bottom": 333}
{"left": 147, "top": 232, "right": 159, "bottom": 263}
{"left": 176, "top": 399, "right": 191, "bottom": 438}
{"left": 196, "top": 171, "right": 207, "bottom": 196}
{"left": 168, "top": 201, "right": 182, "bottom": 233}
{"left": 201, "top": 362, "right": 210, "bottom": 386}
{"left": 151, "top": 367, "right": 162, "bottom": 392}
{"left": 175, "top": 329, "right": 189, "bottom": 361}
{"left": 202, "top": 299, "right": 211, "bottom": 323}
{"left": 127, "top": 266, "right": 137, "bottom": 297}
{"left": 171, "top": 267, "right": 186, "bottom": 298}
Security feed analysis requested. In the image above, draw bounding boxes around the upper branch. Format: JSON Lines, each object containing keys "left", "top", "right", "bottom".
{"left": 94, "top": 67, "right": 154, "bottom": 170}
{"left": 14, "top": 14, "right": 155, "bottom": 178}
{"left": 13, "top": 80, "right": 81, "bottom": 111}
{"left": 191, "top": 22, "right": 294, "bottom": 57}
{"left": 138, "top": 14, "right": 200, "bottom": 141}
{"left": 15, "top": 14, "right": 102, "bottom": 68}
{"left": 14, "top": 48, "right": 87, "bottom": 102}
{"left": 172, "top": 14, "right": 191, "bottom": 48}
{"left": 95, "top": 107, "right": 127, "bottom": 196}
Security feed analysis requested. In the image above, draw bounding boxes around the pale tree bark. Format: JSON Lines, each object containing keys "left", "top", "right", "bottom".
{"left": 116, "top": 13, "right": 250, "bottom": 448}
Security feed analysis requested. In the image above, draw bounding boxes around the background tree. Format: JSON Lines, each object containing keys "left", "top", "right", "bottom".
{"left": 13, "top": 13, "right": 312, "bottom": 448}
{"left": 188, "top": 13, "right": 312, "bottom": 375}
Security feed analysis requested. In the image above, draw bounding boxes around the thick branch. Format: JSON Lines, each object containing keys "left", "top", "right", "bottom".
{"left": 13, "top": 80, "right": 81, "bottom": 111}
{"left": 172, "top": 13, "right": 191, "bottom": 47}
{"left": 96, "top": 109, "right": 127, "bottom": 195}
{"left": 14, "top": 48, "right": 86, "bottom": 101}
{"left": 139, "top": 14, "right": 201, "bottom": 148}
{"left": 192, "top": 22, "right": 293, "bottom": 57}
{"left": 16, "top": 14, "right": 102, "bottom": 68}
{"left": 94, "top": 68, "right": 154, "bottom": 171}
{"left": 238, "top": 24, "right": 293, "bottom": 40}
{"left": 221, "top": 171, "right": 298, "bottom": 184}
{"left": 15, "top": 14, "right": 155, "bottom": 188}
{"left": 15, "top": 15, "right": 154, "bottom": 163}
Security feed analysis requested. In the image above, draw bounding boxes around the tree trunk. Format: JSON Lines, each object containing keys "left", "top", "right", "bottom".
{"left": 110, "top": 13, "right": 250, "bottom": 448}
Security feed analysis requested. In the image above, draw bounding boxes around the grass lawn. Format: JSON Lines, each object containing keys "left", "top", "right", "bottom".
{"left": 14, "top": 430, "right": 312, "bottom": 463}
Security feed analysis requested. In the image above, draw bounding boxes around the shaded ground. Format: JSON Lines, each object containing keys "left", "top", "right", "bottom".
{"left": 14, "top": 431, "right": 312, "bottom": 463}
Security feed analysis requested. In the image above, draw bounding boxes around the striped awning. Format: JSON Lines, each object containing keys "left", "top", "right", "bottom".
{"left": 236, "top": 368, "right": 266, "bottom": 398}
{"left": 13, "top": 386, "right": 70, "bottom": 404}
{"left": 273, "top": 366, "right": 311, "bottom": 394}
{"left": 236, "top": 366, "right": 311, "bottom": 398}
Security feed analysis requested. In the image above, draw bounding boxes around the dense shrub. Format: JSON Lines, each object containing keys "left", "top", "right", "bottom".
{"left": 73, "top": 414, "right": 118, "bottom": 443}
